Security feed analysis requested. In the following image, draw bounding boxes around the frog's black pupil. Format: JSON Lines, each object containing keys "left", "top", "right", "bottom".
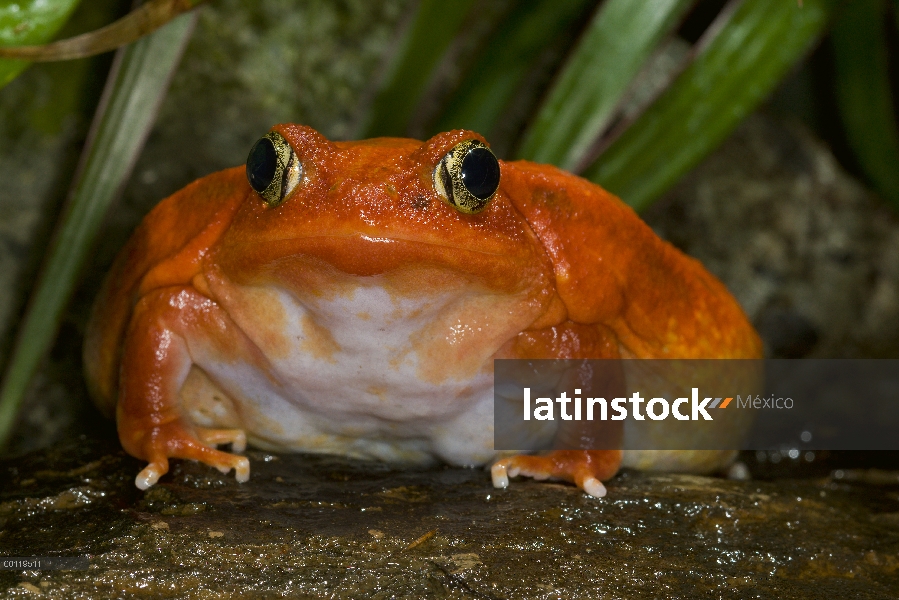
{"left": 460, "top": 147, "right": 500, "bottom": 200}
{"left": 246, "top": 137, "right": 277, "bottom": 193}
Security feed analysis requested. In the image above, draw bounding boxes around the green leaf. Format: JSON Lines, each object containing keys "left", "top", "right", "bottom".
{"left": 517, "top": 0, "right": 694, "bottom": 170}
{"left": 0, "top": 0, "right": 208, "bottom": 62}
{"left": 584, "top": 0, "right": 837, "bottom": 212}
{"left": 0, "top": 10, "right": 198, "bottom": 449}
{"left": 432, "top": 0, "right": 594, "bottom": 141}
{"left": 832, "top": 0, "right": 899, "bottom": 208}
{"left": 359, "top": 0, "right": 475, "bottom": 138}
{"left": 0, "top": 0, "right": 81, "bottom": 88}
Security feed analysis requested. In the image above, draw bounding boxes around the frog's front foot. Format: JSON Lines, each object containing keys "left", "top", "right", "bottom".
{"left": 129, "top": 421, "right": 250, "bottom": 490}
{"left": 491, "top": 450, "right": 621, "bottom": 498}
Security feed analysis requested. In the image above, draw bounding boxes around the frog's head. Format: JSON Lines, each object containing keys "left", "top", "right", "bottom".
{"left": 207, "top": 125, "right": 558, "bottom": 381}
{"left": 217, "top": 124, "right": 550, "bottom": 296}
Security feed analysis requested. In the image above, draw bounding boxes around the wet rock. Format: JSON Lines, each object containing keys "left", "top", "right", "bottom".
{"left": 0, "top": 439, "right": 897, "bottom": 598}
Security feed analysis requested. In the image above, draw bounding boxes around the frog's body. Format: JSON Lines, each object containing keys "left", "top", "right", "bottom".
{"left": 84, "top": 125, "right": 762, "bottom": 496}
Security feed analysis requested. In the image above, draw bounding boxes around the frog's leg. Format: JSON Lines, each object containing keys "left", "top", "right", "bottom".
{"left": 118, "top": 286, "right": 263, "bottom": 489}
{"left": 492, "top": 323, "right": 625, "bottom": 498}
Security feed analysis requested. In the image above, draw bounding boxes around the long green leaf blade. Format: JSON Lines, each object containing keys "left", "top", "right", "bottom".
{"left": 0, "top": 10, "right": 197, "bottom": 448}
{"left": 0, "top": 0, "right": 81, "bottom": 88}
{"left": 584, "top": 0, "right": 836, "bottom": 211}
{"left": 433, "top": 0, "right": 594, "bottom": 141}
{"left": 517, "top": 0, "right": 694, "bottom": 170}
{"left": 832, "top": 0, "right": 899, "bottom": 207}
{"left": 359, "top": 0, "right": 475, "bottom": 138}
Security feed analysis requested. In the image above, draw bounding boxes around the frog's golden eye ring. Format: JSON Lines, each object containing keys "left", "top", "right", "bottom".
{"left": 246, "top": 131, "right": 302, "bottom": 206}
{"left": 433, "top": 140, "right": 500, "bottom": 214}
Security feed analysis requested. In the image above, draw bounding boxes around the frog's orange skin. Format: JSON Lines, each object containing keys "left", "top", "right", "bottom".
{"left": 84, "top": 125, "right": 762, "bottom": 495}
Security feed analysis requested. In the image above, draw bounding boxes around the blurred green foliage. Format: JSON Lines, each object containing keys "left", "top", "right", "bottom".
{"left": 0, "top": 0, "right": 207, "bottom": 63}
{"left": 832, "top": 0, "right": 899, "bottom": 208}
{"left": 3, "top": 0, "right": 127, "bottom": 136}
{"left": 0, "top": 0, "right": 197, "bottom": 447}
{"left": 517, "top": 0, "right": 694, "bottom": 171}
{"left": 430, "top": 0, "right": 595, "bottom": 144}
{"left": 0, "top": 0, "right": 82, "bottom": 87}
{"left": 360, "top": 0, "right": 476, "bottom": 137}
{"left": 584, "top": 0, "right": 835, "bottom": 211}
{"left": 363, "top": 0, "right": 838, "bottom": 209}
{"left": 361, "top": 0, "right": 899, "bottom": 212}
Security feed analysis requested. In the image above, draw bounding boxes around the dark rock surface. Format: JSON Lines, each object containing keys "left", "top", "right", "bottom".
{"left": 1, "top": 439, "right": 898, "bottom": 599}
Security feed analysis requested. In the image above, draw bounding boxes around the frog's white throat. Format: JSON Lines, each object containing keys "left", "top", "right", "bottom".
{"left": 181, "top": 270, "right": 542, "bottom": 466}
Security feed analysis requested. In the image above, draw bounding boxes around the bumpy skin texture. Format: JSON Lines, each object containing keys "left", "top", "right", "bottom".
{"left": 84, "top": 125, "right": 762, "bottom": 494}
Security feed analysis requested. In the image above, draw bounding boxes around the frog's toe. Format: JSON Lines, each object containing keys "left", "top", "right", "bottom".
{"left": 581, "top": 476, "right": 607, "bottom": 498}
{"left": 197, "top": 427, "right": 247, "bottom": 453}
{"left": 174, "top": 438, "right": 251, "bottom": 484}
{"left": 491, "top": 462, "right": 510, "bottom": 489}
{"left": 233, "top": 456, "right": 250, "bottom": 482}
{"left": 136, "top": 461, "right": 168, "bottom": 490}
{"left": 212, "top": 455, "right": 249, "bottom": 482}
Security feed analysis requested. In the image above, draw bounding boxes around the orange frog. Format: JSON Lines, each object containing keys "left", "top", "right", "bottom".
{"left": 84, "top": 125, "right": 762, "bottom": 496}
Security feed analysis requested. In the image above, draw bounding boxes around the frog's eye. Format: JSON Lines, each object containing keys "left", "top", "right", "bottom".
{"left": 246, "top": 131, "right": 303, "bottom": 206}
{"left": 433, "top": 140, "right": 500, "bottom": 214}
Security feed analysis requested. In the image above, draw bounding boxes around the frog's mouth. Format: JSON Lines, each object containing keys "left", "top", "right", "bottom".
{"left": 222, "top": 231, "right": 548, "bottom": 296}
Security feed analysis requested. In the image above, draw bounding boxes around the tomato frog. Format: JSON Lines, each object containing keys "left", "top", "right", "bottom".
{"left": 84, "top": 125, "right": 762, "bottom": 497}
